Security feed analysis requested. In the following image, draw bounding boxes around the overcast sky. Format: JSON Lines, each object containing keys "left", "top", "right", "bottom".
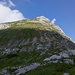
{"left": 0, "top": 0, "right": 75, "bottom": 42}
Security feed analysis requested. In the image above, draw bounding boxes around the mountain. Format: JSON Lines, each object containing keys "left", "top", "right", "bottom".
{"left": 0, "top": 16, "right": 75, "bottom": 75}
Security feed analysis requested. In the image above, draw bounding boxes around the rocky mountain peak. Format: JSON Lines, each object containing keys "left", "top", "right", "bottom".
{"left": 0, "top": 16, "right": 75, "bottom": 75}
{"left": 36, "top": 16, "right": 50, "bottom": 23}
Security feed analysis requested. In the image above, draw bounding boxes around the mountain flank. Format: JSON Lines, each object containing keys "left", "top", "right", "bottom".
{"left": 0, "top": 16, "right": 75, "bottom": 75}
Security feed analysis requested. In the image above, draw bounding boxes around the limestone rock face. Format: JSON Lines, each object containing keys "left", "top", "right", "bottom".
{"left": 0, "top": 23, "right": 10, "bottom": 29}
{"left": 36, "top": 16, "right": 50, "bottom": 23}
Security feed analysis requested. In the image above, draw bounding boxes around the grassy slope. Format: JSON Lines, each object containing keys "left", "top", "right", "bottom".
{"left": 0, "top": 19, "right": 75, "bottom": 75}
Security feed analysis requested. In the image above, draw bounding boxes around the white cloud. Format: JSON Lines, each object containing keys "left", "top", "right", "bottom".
{"left": 8, "top": 0, "right": 15, "bottom": 7}
{"left": 0, "top": 0, "right": 15, "bottom": 7}
{"left": 51, "top": 18, "right": 56, "bottom": 24}
{"left": 0, "top": 0, "right": 25, "bottom": 23}
{"left": 24, "top": 0, "right": 31, "bottom": 4}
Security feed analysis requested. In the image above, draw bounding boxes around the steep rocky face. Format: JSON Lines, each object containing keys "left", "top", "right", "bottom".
{"left": 0, "top": 16, "right": 75, "bottom": 75}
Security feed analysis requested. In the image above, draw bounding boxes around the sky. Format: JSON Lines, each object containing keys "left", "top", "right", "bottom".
{"left": 0, "top": 0, "right": 75, "bottom": 42}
